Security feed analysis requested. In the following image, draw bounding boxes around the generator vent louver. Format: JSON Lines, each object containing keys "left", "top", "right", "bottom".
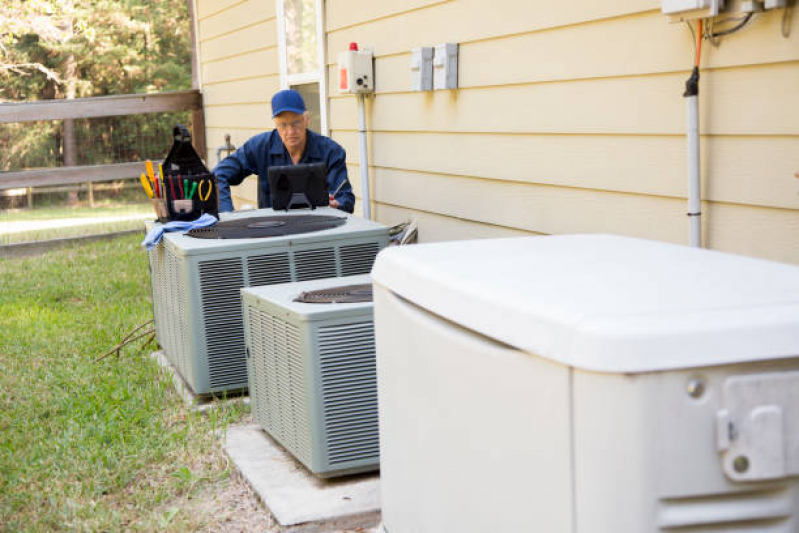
{"left": 657, "top": 487, "right": 793, "bottom": 530}
{"left": 319, "top": 322, "right": 379, "bottom": 466}
{"left": 199, "top": 258, "right": 247, "bottom": 389}
{"left": 247, "top": 307, "right": 312, "bottom": 465}
{"left": 341, "top": 243, "right": 380, "bottom": 276}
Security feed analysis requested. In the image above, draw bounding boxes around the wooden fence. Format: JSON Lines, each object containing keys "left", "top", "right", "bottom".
{"left": 0, "top": 90, "right": 205, "bottom": 191}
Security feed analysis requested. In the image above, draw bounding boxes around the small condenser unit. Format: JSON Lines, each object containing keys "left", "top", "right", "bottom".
{"left": 241, "top": 274, "right": 379, "bottom": 477}
{"left": 371, "top": 235, "right": 799, "bottom": 533}
{"left": 147, "top": 208, "right": 388, "bottom": 395}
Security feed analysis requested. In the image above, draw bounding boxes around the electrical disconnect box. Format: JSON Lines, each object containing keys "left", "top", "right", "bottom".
{"left": 662, "top": 0, "right": 725, "bottom": 20}
{"left": 410, "top": 47, "right": 434, "bottom": 91}
{"left": 338, "top": 43, "right": 374, "bottom": 94}
{"left": 433, "top": 43, "right": 458, "bottom": 90}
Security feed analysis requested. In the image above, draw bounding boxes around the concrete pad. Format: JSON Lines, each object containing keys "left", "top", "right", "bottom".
{"left": 225, "top": 424, "right": 381, "bottom": 533}
{"left": 150, "top": 351, "right": 249, "bottom": 413}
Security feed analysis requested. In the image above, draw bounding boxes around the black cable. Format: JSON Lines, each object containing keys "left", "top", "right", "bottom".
{"left": 711, "top": 12, "right": 754, "bottom": 37}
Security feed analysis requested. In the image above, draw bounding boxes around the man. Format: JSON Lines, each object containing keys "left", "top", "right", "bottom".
{"left": 214, "top": 89, "right": 355, "bottom": 213}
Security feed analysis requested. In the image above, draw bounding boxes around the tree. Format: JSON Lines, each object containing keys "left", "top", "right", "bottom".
{"left": 0, "top": 0, "right": 191, "bottom": 181}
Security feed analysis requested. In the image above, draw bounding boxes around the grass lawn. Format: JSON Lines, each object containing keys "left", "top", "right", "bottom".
{"left": 0, "top": 200, "right": 154, "bottom": 245}
{"left": 0, "top": 234, "right": 249, "bottom": 531}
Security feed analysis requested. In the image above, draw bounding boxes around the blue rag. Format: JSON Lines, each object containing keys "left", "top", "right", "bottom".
{"left": 142, "top": 213, "right": 218, "bottom": 250}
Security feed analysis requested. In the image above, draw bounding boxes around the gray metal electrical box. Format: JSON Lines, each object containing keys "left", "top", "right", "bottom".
{"left": 433, "top": 43, "right": 458, "bottom": 90}
{"left": 411, "top": 47, "right": 434, "bottom": 91}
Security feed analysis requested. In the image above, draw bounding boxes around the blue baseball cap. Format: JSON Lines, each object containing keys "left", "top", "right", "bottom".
{"left": 271, "top": 89, "right": 306, "bottom": 117}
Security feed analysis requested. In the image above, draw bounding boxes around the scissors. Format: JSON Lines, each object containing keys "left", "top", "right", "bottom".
{"left": 198, "top": 179, "right": 213, "bottom": 202}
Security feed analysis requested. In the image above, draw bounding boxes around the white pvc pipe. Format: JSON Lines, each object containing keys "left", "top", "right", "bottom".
{"left": 357, "top": 93, "right": 371, "bottom": 220}
{"left": 686, "top": 94, "right": 701, "bottom": 248}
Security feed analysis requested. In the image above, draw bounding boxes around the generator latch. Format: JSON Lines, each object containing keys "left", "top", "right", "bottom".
{"left": 716, "top": 370, "right": 799, "bottom": 481}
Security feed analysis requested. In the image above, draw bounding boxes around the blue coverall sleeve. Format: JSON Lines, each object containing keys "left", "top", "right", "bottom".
{"left": 327, "top": 145, "right": 355, "bottom": 214}
{"left": 213, "top": 139, "right": 260, "bottom": 212}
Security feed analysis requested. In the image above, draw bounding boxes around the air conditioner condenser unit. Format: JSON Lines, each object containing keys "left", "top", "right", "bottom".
{"left": 371, "top": 235, "right": 799, "bottom": 533}
{"left": 242, "top": 274, "right": 379, "bottom": 478}
{"left": 147, "top": 208, "right": 388, "bottom": 396}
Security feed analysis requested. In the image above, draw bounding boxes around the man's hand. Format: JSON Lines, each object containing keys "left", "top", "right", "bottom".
{"left": 328, "top": 194, "right": 340, "bottom": 209}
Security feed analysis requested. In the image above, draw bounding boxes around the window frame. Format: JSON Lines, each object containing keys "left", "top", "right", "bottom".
{"left": 275, "top": 0, "right": 329, "bottom": 136}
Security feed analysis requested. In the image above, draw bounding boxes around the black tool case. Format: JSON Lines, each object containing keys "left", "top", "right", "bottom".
{"left": 161, "top": 124, "right": 219, "bottom": 222}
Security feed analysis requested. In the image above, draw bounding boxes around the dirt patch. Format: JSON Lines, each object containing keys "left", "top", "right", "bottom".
{"left": 187, "top": 467, "right": 276, "bottom": 532}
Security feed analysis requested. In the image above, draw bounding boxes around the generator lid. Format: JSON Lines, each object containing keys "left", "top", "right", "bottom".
{"left": 241, "top": 274, "right": 373, "bottom": 322}
{"left": 371, "top": 235, "right": 799, "bottom": 373}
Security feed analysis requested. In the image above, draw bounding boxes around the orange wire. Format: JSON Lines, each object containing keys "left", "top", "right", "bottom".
{"left": 695, "top": 19, "right": 703, "bottom": 67}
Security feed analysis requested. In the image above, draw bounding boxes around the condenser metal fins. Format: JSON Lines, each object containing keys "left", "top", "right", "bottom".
{"left": 243, "top": 274, "right": 380, "bottom": 477}
{"left": 146, "top": 209, "right": 389, "bottom": 396}
{"left": 340, "top": 242, "right": 380, "bottom": 276}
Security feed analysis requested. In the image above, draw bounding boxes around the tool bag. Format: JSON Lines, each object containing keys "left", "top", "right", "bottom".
{"left": 161, "top": 124, "right": 219, "bottom": 222}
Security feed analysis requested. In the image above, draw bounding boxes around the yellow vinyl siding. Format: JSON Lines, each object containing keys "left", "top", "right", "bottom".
{"left": 194, "top": 0, "right": 279, "bottom": 209}
{"left": 331, "top": 131, "right": 799, "bottom": 211}
{"left": 325, "top": 0, "right": 450, "bottom": 33}
{"left": 200, "top": 20, "right": 278, "bottom": 64}
{"left": 325, "top": 0, "right": 661, "bottom": 61}
{"left": 195, "top": 0, "right": 799, "bottom": 262}
{"left": 196, "top": 0, "right": 243, "bottom": 21}
{"left": 321, "top": 2, "right": 798, "bottom": 262}
{"left": 198, "top": 2, "right": 274, "bottom": 42}
{"left": 328, "top": 65, "right": 799, "bottom": 135}
{"left": 327, "top": 10, "right": 798, "bottom": 87}
{"left": 375, "top": 202, "right": 539, "bottom": 242}
{"left": 201, "top": 76, "right": 280, "bottom": 107}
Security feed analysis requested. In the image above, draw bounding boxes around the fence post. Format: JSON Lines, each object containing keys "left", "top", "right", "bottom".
{"left": 191, "top": 105, "right": 207, "bottom": 164}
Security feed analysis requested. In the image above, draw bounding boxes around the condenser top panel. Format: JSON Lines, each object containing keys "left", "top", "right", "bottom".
{"left": 371, "top": 235, "right": 799, "bottom": 373}
{"left": 162, "top": 207, "right": 388, "bottom": 256}
{"left": 241, "top": 274, "right": 373, "bottom": 322}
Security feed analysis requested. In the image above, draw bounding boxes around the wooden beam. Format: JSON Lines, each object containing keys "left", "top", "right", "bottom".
{"left": 187, "top": 0, "right": 201, "bottom": 91}
{"left": 0, "top": 161, "right": 159, "bottom": 190}
{"left": 0, "top": 91, "right": 201, "bottom": 124}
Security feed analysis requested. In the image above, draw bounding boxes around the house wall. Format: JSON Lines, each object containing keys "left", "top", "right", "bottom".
{"left": 324, "top": 0, "right": 799, "bottom": 263}
{"left": 193, "top": 0, "right": 281, "bottom": 208}
{"left": 193, "top": 0, "right": 799, "bottom": 264}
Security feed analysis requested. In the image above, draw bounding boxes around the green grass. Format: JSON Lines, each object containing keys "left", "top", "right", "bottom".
{"left": 1, "top": 201, "right": 154, "bottom": 245}
{"left": 1, "top": 202, "right": 152, "bottom": 222}
{"left": 0, "top": 234, "right": 248, "bottom": 532}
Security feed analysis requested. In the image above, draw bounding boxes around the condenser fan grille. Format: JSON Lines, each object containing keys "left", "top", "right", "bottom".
{"left": 294, "top": 284, "right": 373, "bottom": 304}
{"left": 188, "top": 215, "right": 346, "bottom": 239}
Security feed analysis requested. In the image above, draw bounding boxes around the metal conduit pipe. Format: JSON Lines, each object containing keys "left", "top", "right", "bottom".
{"left": 684, "top": 66, "right": 701, "bottom": 248}
{"left": 357, "top": 93, "right": 371, "bottom": 220}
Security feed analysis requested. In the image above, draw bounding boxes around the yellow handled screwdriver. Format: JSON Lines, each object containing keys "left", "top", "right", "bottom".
{"left": 145, "top": 160, "right": 159, "bottom": 197}
{"left": 140, "top": 173, "right": 154, "bottom": 199}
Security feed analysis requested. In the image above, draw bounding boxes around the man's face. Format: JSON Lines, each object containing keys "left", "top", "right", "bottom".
{"left": 274, "top": 111, "right": 309, "bottom": 153}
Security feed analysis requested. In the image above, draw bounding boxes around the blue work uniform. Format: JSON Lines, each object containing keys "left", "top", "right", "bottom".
{"left": 213, "top": 129, "right": 355, "bottom": 213}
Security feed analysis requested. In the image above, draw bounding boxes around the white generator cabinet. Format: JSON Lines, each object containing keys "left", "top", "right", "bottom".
{"left": 371, "top": 235, "right": 799, "bottom": 533}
